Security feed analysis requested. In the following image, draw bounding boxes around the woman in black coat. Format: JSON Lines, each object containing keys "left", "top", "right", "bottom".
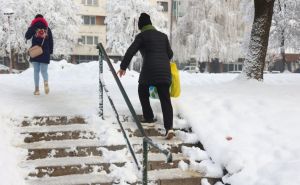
{"left": 25, "top": 14, "right": 53, "bottom": 95}
{"left": 118, "top": 13, "right": 175, "bottom": 139}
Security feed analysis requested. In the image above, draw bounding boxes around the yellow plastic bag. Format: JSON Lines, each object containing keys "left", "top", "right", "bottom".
{"left": 170, "top": 62, "right": 181, "bottom": 98}
{"left": 149, "top": 62, "right": 180, "bottom": 99}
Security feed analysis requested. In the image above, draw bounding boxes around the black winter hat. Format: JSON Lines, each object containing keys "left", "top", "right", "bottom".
{"left": 138, "top": 13, "right": 152, "bottom": 30}
{"left": 35, "top": 14, "right": 44, "bottom": 18}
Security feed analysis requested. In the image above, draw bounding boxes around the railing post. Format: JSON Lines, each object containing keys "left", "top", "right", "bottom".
{"left": 97, "top": 44, "right": 104, "bottom": 119}
{"left": 143, "top": 138, "right": 148, "bottom": 185}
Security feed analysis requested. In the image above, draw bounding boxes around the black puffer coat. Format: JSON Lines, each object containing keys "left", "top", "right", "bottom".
{"left": 25, "top": 17, "right": 53, "bottom": 64}
{"left": 121, "top": 26, "right": 173, "bottom": 85}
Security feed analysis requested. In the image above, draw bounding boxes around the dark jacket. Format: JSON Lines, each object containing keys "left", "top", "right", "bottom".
{"left": 121, "top": 26, "right": 173, "bottom": 85}
{"left": 25, "top": 18, "right": 53, "bottom": 64}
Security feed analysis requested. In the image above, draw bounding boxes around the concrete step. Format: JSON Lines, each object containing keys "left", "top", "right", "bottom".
{"left": 20, "top": 124, "right": 93, "bottom": 133}
{"left": 148, "top": 168, "right": 219, "bottom": 185}
{"left": 19, "top": 136, "right": 190, "bottom": 150}
{"left": 26, "top": 173, "right": 114, "bottom": 185}
{"left": 26, "top": 145, "right": 126, "bottom": 160}
{"left": 122, "top": 127, "right": 164, "bottom": 137}
{"left": 18, "top": 116, "right": 217, "bottom": 185}
{"left": 26, "top": 168, "right": 213, "bottom": 185}
{"left": 121, "top": 121, "right": 192, "bottom": 137}
{"left": 21, "top": 153, "right": 188, "bottom": 178}
{"left": 26, "top": 143, "right": 197, "bottom": 160}
{"left": 19, "top": 124, "right": 96, "bottom": 143}
{"left": 21, "top": 116, "right": 86, "bottom": 127}
{"left": 24, "top": 131, "right": 96, "bottom": 143}
{"left": 20, "top": 137, "right": 198, "bottom": 160}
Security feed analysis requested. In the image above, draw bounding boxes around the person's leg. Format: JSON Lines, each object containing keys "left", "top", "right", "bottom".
{"left": 156, "top": 84, "right": 173, "bottom": 132}
{"left": 40, "top": 63, "right": 49, "bottom": 94}
{"left": 40, "top": 63, "right": 48, "bottom": 82}
{"left": 32, "top": 62, "right": 40, "bottom": 95}
{"left": 138, "top": 83, "right": 154, "bottom": 120}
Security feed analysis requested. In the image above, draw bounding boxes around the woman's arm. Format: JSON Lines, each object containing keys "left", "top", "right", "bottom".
{"left": 25, "top": 26, "right": 35, "bottom": 40}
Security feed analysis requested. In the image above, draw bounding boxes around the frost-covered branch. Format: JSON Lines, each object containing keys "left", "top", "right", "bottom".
{"left": 173, "top": 0, "right": 244, "bottom": 63}
{"left": 105, "top": 0, "right": 168, "bottom": 56}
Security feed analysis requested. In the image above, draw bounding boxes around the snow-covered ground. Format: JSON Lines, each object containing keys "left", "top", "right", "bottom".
{"left": 0, "top": 60, "right": 300, "bottom": 185}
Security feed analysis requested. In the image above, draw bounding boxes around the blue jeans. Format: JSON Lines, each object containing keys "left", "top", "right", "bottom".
{"left": 32, "top": 62, "right": 48, "bottom": 88}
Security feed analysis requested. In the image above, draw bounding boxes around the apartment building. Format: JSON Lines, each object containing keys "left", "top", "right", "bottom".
{"left": 71, "top": 0, "right": 172, "bottom": 64}
{"left": 71, "top": 0, "right": 107, "bottom": 64}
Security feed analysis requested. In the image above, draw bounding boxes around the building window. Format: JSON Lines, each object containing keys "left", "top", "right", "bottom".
{"left": 226, "top": 63, "right": 243, "bottom": 72}
{"left": 157, "top": 1, "right": 168, "bottom": 12}
{"left": 79, "top": 36, "right": 99, "bottom": 45}
{"left": 82, "top": 16, "right": 96, "bottom": 25}
{"left": 82, "top": 16, "right": 105, "bottom": 25}
{"left": 81, "top": 36, "right": 86, "bottom": 44}
{"left": 94, "top": 37, "right": 98, "bottom": 45}
{"left": 74, "top": 55, "right": 99, "bottom": 63}
{"left": 172, "top": 0, "right": 182, "bottom": 17}
{"left": 81, "top": 0, "right": 98, "bottom": 6}
{"left": 86, "top": 36, "right": 94, "bottom": 45}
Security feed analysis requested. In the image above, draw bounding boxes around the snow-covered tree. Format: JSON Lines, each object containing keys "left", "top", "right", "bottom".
{"left": 269, "top": 0, "right": 300, "bottom": 71}
{"left": 242, "top": 0, "right": 275, "bottom": 80}
{"left": 240, "top": 0, "right": 254, "bottom": 53}
{"left": 105, "top": 0, "right": 168, "bottom": 56}
{"left": 172, "top": 0, "right": 244, "bottom": 64}
{"left": 0, "top": 0, "right": 81, "bottom": 62}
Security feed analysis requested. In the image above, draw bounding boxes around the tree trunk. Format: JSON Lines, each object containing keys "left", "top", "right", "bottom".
{"left": 11, "top": 49, "right": 17, "bottom": 71}
{"left": 280, "top": 29, "right": 287, "bottom": 72}
{"left": 243, "top": 0, "right": 275, "bottom": 80}
{"left": 278, "top": 0, "right": 287, "bottom": 72}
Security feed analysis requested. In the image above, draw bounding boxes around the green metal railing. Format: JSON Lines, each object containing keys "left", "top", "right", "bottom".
{"left": 97, "top": 43, "right": 172, "bottom": 185}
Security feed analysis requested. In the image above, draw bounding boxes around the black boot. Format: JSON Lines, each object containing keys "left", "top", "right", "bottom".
{"left": 137, "top": 115, "right": 157, "bottom": 123}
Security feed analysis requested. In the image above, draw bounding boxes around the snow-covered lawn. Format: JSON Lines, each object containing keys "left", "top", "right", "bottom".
{"left": 177, "top": 72, "right": 300, "bottom": 185}
{"left": 0, "top": 60, "right": 299, "bottom": 185}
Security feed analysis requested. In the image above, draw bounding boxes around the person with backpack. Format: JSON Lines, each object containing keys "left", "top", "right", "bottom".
{"left": 117, "top": 13, "right": 175, "bottom": 140}
{"left": 25, "top": 14, "right": 53, "bottom": 95}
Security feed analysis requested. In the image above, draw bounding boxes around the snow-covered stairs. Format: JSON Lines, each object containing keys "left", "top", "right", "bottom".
{"left": 17, "top": 116, "right": 219, "bottom": 185}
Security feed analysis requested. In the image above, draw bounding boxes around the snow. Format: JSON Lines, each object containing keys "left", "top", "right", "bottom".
{"left": 1, "top": 60, "right": 300, "bottom": 185}
{"left": 109, "top": 162, "right": 139, "bottom": 185}
{"left": 182, "top": 146, "right": 209, "bottom": 161}
{"left": 201, "top": 178, "right": 211, "bottom": 185}
{"left": 177, "top": 73, "right": 300, "bottom": 185}
{"left": 178, "top": 160, "right": 189, "bottom": 171}
{"left": 0, "top": 118, "right": 27, "bottom": 185}
{"left": 0, "top": 64, "right": 9, "bottom": 70}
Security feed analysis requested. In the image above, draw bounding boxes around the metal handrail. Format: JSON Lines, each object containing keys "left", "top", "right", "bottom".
{"left": 97, "top": 43, "right": 172, "bottom": 185}
{"left": 97, "top": 44, "right": 141, "bottom": 169}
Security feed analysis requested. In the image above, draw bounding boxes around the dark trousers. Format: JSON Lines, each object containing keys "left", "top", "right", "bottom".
{"left": 138, "top": 83, "right": 173, "bottom": 131}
